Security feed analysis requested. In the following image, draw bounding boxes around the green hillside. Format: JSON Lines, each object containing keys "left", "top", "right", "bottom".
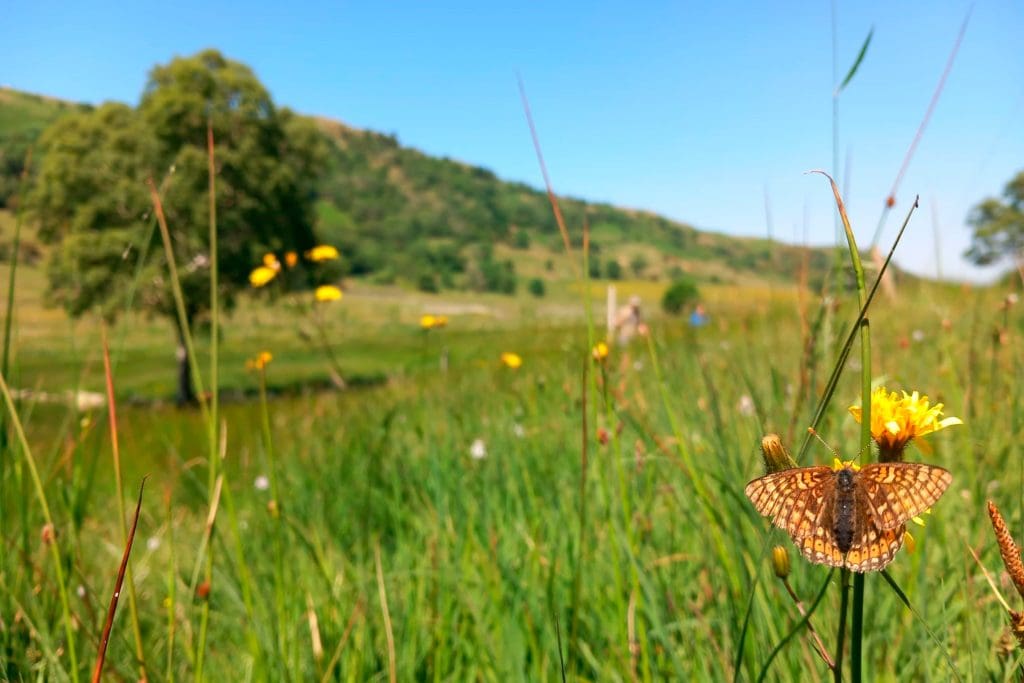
{"left": 0, "top": 85, "right": 833, "bottom": 292}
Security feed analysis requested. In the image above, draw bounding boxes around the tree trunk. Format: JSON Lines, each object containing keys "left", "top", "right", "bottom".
{"left": 175, "top": 340, "right": 196, "bottom": 406}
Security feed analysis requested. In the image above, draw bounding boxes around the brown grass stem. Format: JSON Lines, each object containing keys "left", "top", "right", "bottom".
{"left": 780, "top": 577, "right": 834, "bottom": 670}
{"left": 517, "top": 75, "right": 573, "bottom": 260}
{"left": 871, "top": 6, "right": 972, "bottom": 247}
{"left": 319, "top": 598, "right": 364, "bottom": 683}
{"left": 100, "top": 328, "right": 147, "bottom": 680}
{"left": 374, "top": 540, "right": 397, "bottom": 683}
{"left": 91, "top": 477, "right": 147, "bottom": 683}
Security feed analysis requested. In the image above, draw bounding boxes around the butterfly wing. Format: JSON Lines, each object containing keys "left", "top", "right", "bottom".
{"left": 745, "top": 466, "right": 835, "bottom": 540}
{"left": 797, "top": 508, "right": 845, "bottom": 568}
{"left": 843, "top": 522, "right": 905, "bottom": 573}
{"left": 857, "top": 463, "right": 953, "bottom": 530}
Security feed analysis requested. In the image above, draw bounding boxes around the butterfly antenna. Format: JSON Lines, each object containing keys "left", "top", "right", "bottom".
{"left": 806, "top": 427, "right": 845, "bottom": 462}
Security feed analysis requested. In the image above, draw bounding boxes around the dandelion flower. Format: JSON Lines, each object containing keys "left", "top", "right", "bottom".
{"left": 314, "top": 285, "right": 343, "bottom": 302}
{"left": 500, "top": 352, "right": 522, "bottom": 369}
{"left": 470, "top": 438, "right": 487, "bottom": 460}
{"left": 249, "top": 266, "right": 277, "bottom": 287}
{"left": 305, "top": 245, "right": 340, "bottom": 262}
{"left": 246, "top": 350, "right": 273, "bottom": 371}
{"left": 284, "top": 251, "right": 298, "bottom": 268}
{"left": 263, "top": 253, "right": 282, "bottom": 271}
{"left": 592, "top": 341, "right": 609, "bottom": 361}
{"left": 849, "top": 387, "right": 963, "bottom": 461}
{"left": 421, "top": 314, "right": 449, "bottom": 329}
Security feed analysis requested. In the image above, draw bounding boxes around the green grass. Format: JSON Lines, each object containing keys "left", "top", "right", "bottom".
{"left": 1, "top": 255, "right": 1020, "bottom": 679}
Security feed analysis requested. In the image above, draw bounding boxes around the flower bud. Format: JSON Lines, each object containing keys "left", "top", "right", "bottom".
{"left": 772, "top": 545, "right": 791, "bottom": 579}
{"left": 761, "top": 434, "right": 797, "bottom": 474}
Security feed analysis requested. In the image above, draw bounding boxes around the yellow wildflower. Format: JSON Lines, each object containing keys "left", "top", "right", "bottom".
{"left": 832, "top": 458, "right": 861, "bottom": 472}
{"left": 500, "top": 352, "right": 523, "bottom": 369}
{"left": 284, "top": 251, "right": 298, "bottom": 268}
{"left": 421, "top": 314, "right": 449, "bottom": 330}
{"left": 246, "top": 351, "right": 273, "bottom": 371}
{"left": 849, "top": 387, "right": 962, "bottom": 461}
{"left": 262, "top": 253, "right": 281, "bottom": 271}
{"left": 314, "top": 285, "right": 343, "bottom": 302}
{"left": 249, "top": 266, "right": 278, "bottom": 287}
{"left": 305, "top": 245, "right": 340, "bottom": 262}
{"left": 592, "top": 341, "right": 609, "bottom": 361}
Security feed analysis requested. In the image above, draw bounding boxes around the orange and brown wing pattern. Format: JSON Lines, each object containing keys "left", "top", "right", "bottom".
{"left": 857, "top": 463, "right": 952, "bottom": 530}
{"left": 843, "top": 523, "right": 905, "bottom": 573}
{"left": 797, "top": 524, "right": 844, "bottom": 568}
{"left": 744, "top": 466, "right": 834, "bottom": 540}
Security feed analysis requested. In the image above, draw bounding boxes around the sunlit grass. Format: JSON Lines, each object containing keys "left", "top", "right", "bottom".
{"left": 2, "top": 264, "right": 1019, "bottom": 678}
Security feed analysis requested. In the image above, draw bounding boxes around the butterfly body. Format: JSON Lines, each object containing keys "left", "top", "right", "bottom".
{"left": 745, "top": 462, "right": 952, "bottom": 573}
{"left": 832, "top": 468, "right": 858, "bottom": 552}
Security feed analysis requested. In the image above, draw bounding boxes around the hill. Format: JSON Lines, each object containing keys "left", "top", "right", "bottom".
{"left": 0, "top": 85, "right": 834, "bottom": 292}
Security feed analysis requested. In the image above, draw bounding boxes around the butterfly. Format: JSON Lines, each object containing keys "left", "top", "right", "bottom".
{"left": 745, "top": 462, "right": 952, "bottom": 573}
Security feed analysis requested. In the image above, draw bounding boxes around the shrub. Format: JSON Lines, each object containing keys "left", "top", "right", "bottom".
{"left": 606, "top": 259, "right": 622, "bottom": 280}
{"left": 662, "top": 276, "right": 699, "bottom": 315}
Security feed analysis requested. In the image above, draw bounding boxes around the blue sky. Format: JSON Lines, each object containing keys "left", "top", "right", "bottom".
{"left": 4, "top": 1, "right": 1022, "bottom": 281}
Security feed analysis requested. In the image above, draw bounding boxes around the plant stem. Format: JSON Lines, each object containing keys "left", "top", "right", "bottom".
{"left": 835, "top": 568, "right": 851, "bottom": 682}
{"left": 0, "top": 369, "right": 79, "bottom": 681}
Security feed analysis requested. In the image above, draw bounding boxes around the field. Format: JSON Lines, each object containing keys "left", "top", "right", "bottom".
{"left": 2, "top": 188, "right": 1021, "bottom": 682}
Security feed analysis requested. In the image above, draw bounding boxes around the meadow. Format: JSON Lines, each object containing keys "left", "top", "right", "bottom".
{"left": 2, "top": 185, "right": 1021, "bottom": 682}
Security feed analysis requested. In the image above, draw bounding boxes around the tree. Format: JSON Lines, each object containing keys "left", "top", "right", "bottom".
{"left": 605, "top": 259, "right": 622, "bottom": 280}
{"left": 662, "top": 276, "right": 699, "bottom": 315}
{"left": 29, "top": 50, "right": 326, "bottom": 403}
{"left": 965, "top": 170, "right": 1024, "bottom": 267}
{"left": 630, "top": 253, "right": 649, "bottom": 278}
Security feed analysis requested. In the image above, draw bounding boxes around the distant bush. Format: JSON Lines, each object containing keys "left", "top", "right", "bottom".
{"left": 662, "top": 276, "right": 699, "bottom": 315}
{"left": 513, "top": 230, "right": 531, "bottom": 249}
{"left": 605, "top": 259, "right": 622, "bottom": 280}
{"left": 528, "top": 278, "right": 546, "bottom": 298}
{"left": 630, "top": 253, "right": 648, "bottom": 278}
{"left": 417, "top": 272, "right": 440, "bottom": 293}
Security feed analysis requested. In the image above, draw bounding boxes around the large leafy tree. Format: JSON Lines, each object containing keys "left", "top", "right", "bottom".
{"left": 29, "top": 49, "right": 327, "bottom": 402}
{"left": 965, "top": 170, "right": 1024, "bottom": 267}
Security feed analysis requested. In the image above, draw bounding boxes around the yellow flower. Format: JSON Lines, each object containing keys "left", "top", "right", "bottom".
{"left": 314, "top": 285, "right": 343, "bottom": 302}
{"left": 849, "top": 387, "right": 963, "bottom": 461}
{"left": 305, "top": 245, "right": 340, "bottom": 262}
{"left": 246, "top": 351, "right": 273, "bottom": 371}
{"left": 592, "top": 341, "right": 609, "bottom": 361}
{"left": 249, "top": 266, "right": 278, "bottom": 287}
{"left": 420, "top": 314, "right": 449, "bottom": 330}
{"left": 500, "top": 352, "right": 522, "bottom": 369}
{"left": 284, "top": 251, "right": 298, "bottom": 268}
{"left": 262, "top": 253, "right": 281, "bottom": 271}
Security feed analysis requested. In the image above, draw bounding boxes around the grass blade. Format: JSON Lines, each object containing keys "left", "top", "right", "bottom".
{"left": 91, "top": 477, "right": 147, "bottom": 683}
{"left": 835, "top": 28, "right": 873, "bottom": 95}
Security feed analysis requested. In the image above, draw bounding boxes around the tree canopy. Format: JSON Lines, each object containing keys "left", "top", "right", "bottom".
{"left": 29, "top": 49, "right": 327, "bottom": 325}
{"left": 965, "top": 170, "right": 1024, "bottom": 267}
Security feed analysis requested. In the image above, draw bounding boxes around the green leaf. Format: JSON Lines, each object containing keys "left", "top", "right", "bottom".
{"left": 836, "top": 28, "right": 874, "bottom": 94}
